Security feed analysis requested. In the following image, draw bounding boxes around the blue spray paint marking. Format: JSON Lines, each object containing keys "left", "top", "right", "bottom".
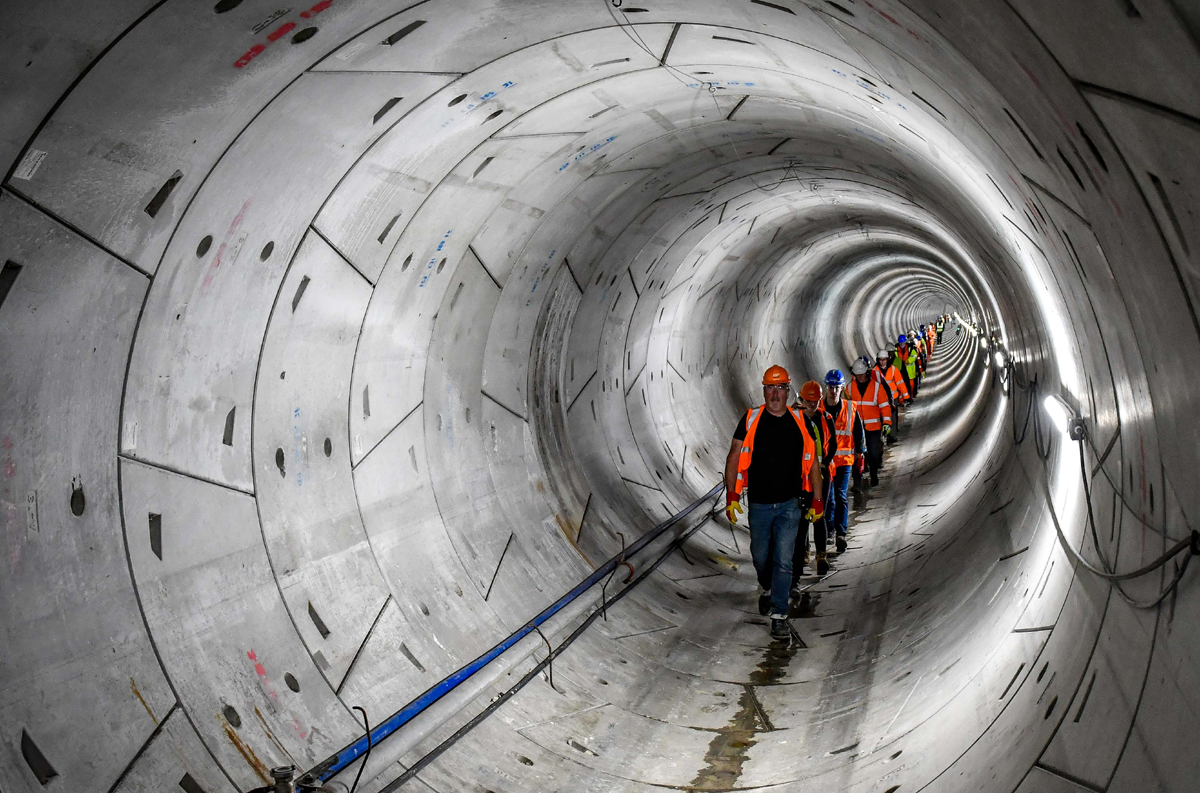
{"left": 685, "top": 81, "right": 756, "bottom": 88}
{"left": 418, "top": 229, "right": 453, "bottom": 288}
{"left": 557, "top": 136, "right": 618, "bottom": 173}
{"left": 526, "top": 249, "right": 557, "bottom": 307}
{"left": 440, "top": 80, "right": 517, "bottom": 130}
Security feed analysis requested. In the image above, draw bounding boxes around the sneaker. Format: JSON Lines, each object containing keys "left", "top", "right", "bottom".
{"left": 758, "top": 591, "right": 772, "bottom": 616}
{"left": 816, "top": 554, "right": 830, "bottom": 576}
{"left": 870, "top": 471, "right": 879, "bottom": 486}
{"left": 836, "top": 536, "right": 847, "bottom": 554}
{"left": 770, "top": 618, "right": 790, "bottom": 639}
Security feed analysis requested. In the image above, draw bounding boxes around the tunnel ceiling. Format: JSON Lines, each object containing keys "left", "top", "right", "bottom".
{"left": 2, "top": 1, "right": 1199, "bottom": 792}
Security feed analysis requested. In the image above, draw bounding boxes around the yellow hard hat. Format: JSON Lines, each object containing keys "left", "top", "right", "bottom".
{"left": 762, "top": 364, "right": 790, "bottom": 385}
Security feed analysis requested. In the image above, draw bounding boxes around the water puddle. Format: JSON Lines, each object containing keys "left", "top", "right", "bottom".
{"left": 688, "top": 630, "right": 800, "bottom": 789}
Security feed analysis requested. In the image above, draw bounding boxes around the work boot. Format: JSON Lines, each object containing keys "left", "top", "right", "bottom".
{"left": 770, "top": 618, "right": 790, "bottom": 639}
{"left": 758, "top": 590, "right": 772, "bottom": 616}
{"left": 816, "top": 553, "right": 829, "bottom": 576}
{"left": 870, "top": 471, "right": 879, "bottom": 487}
{"left": 836, "top": 535, "right": 847, "bottom": 554}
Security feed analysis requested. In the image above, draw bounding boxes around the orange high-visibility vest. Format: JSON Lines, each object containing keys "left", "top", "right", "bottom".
{"left": 879, "top": 363, "right": 909, "bottom": 402}
{"left": 827, "top": 399, "right": 858, "bottom": 467}
{"left": 849, "top": 377, "right": 892, "bottom": 430}
{"left": 734, "top": 405, "right": 817, "bottom": 499}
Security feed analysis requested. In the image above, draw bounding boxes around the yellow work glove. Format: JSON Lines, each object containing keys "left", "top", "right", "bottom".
{"left": 725, "top": 495, "right": 744, "bottom": 524}
{"left": 805, "top": 497, "right": 825, "bottom": 523}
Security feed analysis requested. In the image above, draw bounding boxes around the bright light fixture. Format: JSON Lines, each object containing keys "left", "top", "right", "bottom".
{"left": 1042, "top": 394, "right": 1071, "bottom": 434}
{"left": 993, "top": 351, "right": 1004, "bottom": 368}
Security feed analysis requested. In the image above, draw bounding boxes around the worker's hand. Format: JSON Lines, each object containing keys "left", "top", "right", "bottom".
{"left": 882, "top": 424, "right": 891, "bottom": 437}
{"left": 805, "top": 498, "right": 824, "bottom": 522}
{"left": 725, "top": 494, "right": 744, "bottom": 525}
{"left": 856, "top": 455, "right": 866, "bottom": 475}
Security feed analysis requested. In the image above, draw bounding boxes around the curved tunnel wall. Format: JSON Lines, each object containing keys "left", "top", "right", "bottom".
{"left": 2, "top": 1, "right": 1199, "bottom": 792}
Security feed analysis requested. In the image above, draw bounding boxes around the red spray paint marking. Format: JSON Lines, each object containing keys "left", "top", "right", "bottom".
{"left": 267, "top": 22, "right": 296, "bottom": 42}
{"left": 235, "top": 0, "right": 334, "bottom": 68}
{"left": 246, "top": 649, "right": 309, "bottom": 740}
{"left": 235, "top": 44, "right": 266, "bottom": 69}
{"left": 201, "top": 199, "right": 251, "bottom": 295}
{"left": 301, "top": 0, "right": 332, "bottom": 18}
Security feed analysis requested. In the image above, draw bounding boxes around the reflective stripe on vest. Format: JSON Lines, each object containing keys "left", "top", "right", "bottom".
{"left": 734, "top": 405, "right": 816, "bottom": 498}
{"left": 849, "top": 378, "right": 891, "bottom": 430}
{"left": 828, "top": 399, "right": 856, "bottom": 466}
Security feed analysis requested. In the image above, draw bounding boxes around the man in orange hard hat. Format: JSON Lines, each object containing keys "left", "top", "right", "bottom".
{"left": 724, "top": 365, "right": 823, "bottom": 639}
{"left": 792, "top": 379, "right": 836, "bottom": 582}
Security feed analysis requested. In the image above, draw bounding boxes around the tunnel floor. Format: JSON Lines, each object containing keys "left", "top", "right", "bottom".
{"left": 400, "top": 337, "right": 980, "bottom": 793}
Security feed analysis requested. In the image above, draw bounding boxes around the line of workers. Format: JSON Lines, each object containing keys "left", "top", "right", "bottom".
{"left": 723, "top": 317, "right": 949, "bottom": 638}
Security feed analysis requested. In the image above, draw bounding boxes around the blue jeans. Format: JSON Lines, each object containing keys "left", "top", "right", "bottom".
{"left": 826, "top": 465, "right": 852, "bottom": 537}
{"left": 749, "top": 499, "right": 801, "bottom": 617}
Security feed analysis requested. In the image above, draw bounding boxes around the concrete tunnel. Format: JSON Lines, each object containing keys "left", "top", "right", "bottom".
{"left": 2, "top": 0, "right": 1199, "bottom": 791}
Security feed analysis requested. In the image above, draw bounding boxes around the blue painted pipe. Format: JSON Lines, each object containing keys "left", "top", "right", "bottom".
{"left": 306, "top": 483, "right": 722, "bottom": 783}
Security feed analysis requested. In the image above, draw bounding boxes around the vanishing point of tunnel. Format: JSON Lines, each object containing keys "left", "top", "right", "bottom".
{"left": 2, "top": 1, "right": 1200, "bottom": 792}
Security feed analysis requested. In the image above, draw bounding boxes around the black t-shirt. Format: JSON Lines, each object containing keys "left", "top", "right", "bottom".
{"left": 733, "top": 409, "right": 805, "bottom": 504}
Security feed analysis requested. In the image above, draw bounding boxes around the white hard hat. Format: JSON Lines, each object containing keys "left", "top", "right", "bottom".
{"left": 876, "top": 349, "right": 889, "bottom": 359}
{"left": 851, "top": 359, "right": 870, "bottom": 375}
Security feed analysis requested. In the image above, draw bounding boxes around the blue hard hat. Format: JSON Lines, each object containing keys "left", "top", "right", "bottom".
{"left": 824, "top": 369, "right": 846, "bottom": 386}
{"left": 898, "top": 333, "right": 907, "bottom": 344}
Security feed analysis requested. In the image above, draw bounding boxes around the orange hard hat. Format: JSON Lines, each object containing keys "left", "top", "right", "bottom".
{"left": 799, "top": 381, "right": 822, "bottom": 401}
{"left": 762, "top": 364, "right": 790, "bottom": 385}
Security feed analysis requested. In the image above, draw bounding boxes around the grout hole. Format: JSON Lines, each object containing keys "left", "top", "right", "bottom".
{"left": 260, "top": 240, "right": 274, "bottom": 260}
{"left": 291, "top": 26, "right": 317, "bottom": 44}
{"left": 517, "top": 755, "right": 534, "bottom": 766}
{"left": 324, "top": 437, "right": 332, "bottom": 457}
{"left": 197, "top": 236, "right": 212, "bottom": 256}
{"left": 222, "top": 704, "right": 241, "bottom": 728}
{"left": 275, "top": 447, "right": 286, "bottom": 477}
{"left": 284, "top": 672, "right": 300, "bottom": 692}
{"left": 1044, "top": 695, "right": 1058, "bottom": 719}
{"left": 20, "top": 729, "right": 57, "bottom": 785}
{"left": 448, "top": 93, "right": 468, "bottom": 106}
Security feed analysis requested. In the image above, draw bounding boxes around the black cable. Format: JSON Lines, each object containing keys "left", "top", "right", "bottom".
{"left": 348, "top": 707, "right": 372, "bottom": 793}
{"left": 379, "top": 506, "right": 721, "bottom": 791}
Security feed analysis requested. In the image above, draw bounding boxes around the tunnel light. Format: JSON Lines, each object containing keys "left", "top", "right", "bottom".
{"left": 980, "top": 336, "right": 988, "bottom": 348}
{"left": 1042, "top": 394, "right": 1071, "bottom": 434}
{"left": 993, "top": 351, "right": 1005, "bottom": 369}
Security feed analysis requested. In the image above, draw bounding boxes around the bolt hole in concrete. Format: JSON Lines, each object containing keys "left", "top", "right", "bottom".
{"left": 401, "top": 253, "right": 412, "bottom": 271}
{"left": 222, "top": 704, "right": 241, "bottom": 728}
{"left": 70, "top": 482, "right": 85, "bottom": 516}
{"left": 284, "top": 672, "right": 300, "bottom": 692}
{"left": 516, "top": 755, "right": 534, "bottom": 766}
{"left": 323, "top": 437, "right": 332, "bottom": 457}
{"left": 448, "top": 93, "right": 468, "bottom": 106}
{"left": 291, "top": 26, "right": 317, "bottom": 44}
{"left": 196, "top": 235, "right": 211, "bottom": 256}
{"left": 260, "top": 240, "right": 273, "bottom": 260}
{"left": 275, "top": 447, "right": 285, "bottom": 477}
{"left": 212, "top": 0, "right": 242, "bottom": 12}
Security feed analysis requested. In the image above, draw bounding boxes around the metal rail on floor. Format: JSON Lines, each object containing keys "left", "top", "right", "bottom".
{"left": 299, "top": 483, "right": 723, "bottom": 792}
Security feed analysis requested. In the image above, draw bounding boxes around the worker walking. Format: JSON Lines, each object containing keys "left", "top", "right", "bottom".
{"left": 897, "top": 334, "right": 919, "bottom": 399}
{"left": 792, "top": 380, "right": 836, "bottom": 579}
{"left": 724, "top": 365, "right": 822, "bottom": 639}
{"left": 821, "top": 369, "right": 864, "bottom": 554}
{"left": 849, "top": 359, "right": 891, "bottom": 486}
{"left": 876, "top": 348, "right": 908, "bottom": 443}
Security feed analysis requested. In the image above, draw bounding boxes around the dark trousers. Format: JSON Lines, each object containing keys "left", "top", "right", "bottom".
{"left": 748, "top": 499, "right": 800, "bottom": 617}
{"left": 790, "top": 491, "right": 814, "bottom": 586}
{"left": 863, "top": 429, "right": 883, "bottom": 476}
